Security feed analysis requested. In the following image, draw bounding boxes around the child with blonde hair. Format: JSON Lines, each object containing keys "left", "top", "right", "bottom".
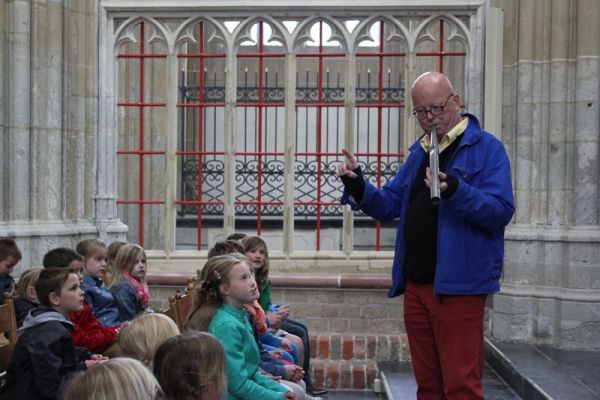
{"left": 187, "top": 254, "right": 297, "bottom": 400}
{"left": 154, "top": 331, "right": 226, "bottom": 400}
{"left": 77, "top": 239, "right": 121, "bottom": 327}
{"left": 63, "top": 357, "right": 161, "bottom": 400}
{"left": 105, "top": 244, "right": 149, "bottom": 321}
{"left": 118, "top": 313, "right": 180, "bottom": 366}
{"left": 13, "top": 267, "right": 42, "bottom": 328}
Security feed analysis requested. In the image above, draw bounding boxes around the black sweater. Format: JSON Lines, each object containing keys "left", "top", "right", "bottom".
{"left": 402, "top": 134, "right": 462, "bottom": 284}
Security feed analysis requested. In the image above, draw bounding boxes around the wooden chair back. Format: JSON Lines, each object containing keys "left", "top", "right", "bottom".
{"left": 0, "top": 293, "right": 18, "bottom": 381}
{"left": 163, "top": 275, "right": 198, "bottom": 331}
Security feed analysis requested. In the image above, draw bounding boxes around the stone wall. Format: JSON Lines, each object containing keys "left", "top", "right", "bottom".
{"left": 490, "top": 0, "right": 600, "bottom": 349}
{"left": 0, "top": 0, "right": 126, "bottom": 272}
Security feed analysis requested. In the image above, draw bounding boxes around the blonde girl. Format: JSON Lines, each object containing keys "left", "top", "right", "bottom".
{"left": 77, "top": 239, "right": 121, "bottom": 327}
{"left": 154, "top": 332, "right": 226, "bottom": 400}
{"left": 63, "top": 357, "right": 162, "bottom": 400}
{"left": 118, "top": 313, "right": 180, "bottom": 366}
{"left": 105, "top": 244, "right": 149, "bottom": 321}
{"left": 186, "top": 254, "right": 296, "bottom": 400}
{"left": 13, "top": 267, "right": 42, "bottom": 328}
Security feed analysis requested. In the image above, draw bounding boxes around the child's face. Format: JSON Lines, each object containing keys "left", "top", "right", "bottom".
{"left": 244, "top": 246, "right": 267, "bottom": 271}
{"left": 68, "top": 259, "right": 84, "bottom": 285}
{"left": 54, "top": 273, "right": 85, "bottom": 315}
{"left": 85, "top": 249, "right": 108, "bottom": 279}
{"left": 130, "top": 252, "right": 146, "bottom": 280}
{"left": 0, "top": 256, "right": 19, "bottom": 277}
{"left": 221, "top": 262, "right": 258, "bottom": 307}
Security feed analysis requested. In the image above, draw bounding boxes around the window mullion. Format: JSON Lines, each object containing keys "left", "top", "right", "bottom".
{"left": 164, "top": 47, "right": 178, "bottom": 255}
{"left": 223, "top": 51, "right": 237, "bottom": 237}
{"left": 283, "top": 53, "right": 297, "bottom": 255}
{"left": 343, "top": 51, "right": 357, "bottom": 255}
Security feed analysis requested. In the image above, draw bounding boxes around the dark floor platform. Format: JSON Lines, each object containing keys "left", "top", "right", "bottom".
{"left": 378, "top": 360, "right": 520, "bottom": 400}
{"left": 486, "top": 339, "right": 600, "bottom": 400}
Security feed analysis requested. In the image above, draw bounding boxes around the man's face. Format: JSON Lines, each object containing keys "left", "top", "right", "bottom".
{"left": 411, "top": 90, "right": 461, "bottom": 138}
{"left": 0, "top": 256, "right": 19, "bottom": 277}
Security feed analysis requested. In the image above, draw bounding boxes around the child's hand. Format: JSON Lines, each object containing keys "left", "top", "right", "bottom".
{"left": 277, "top": 304, "right": 290, "bottom": 319}
{"left": 279, "top": 339, "right": 292, "bottom": 353}
{"left": 284, "top": 392, "right": 298, "bottom": 400}
{"left": 267, "top": 312, "right": 284, "bottom": 329}
{"left": 85, "top": 356, "right": 108, "bottom": 368}
{"left": 89, "top": 354, "right": 109, "bottom": 361}
{"left": 284, "top": 365, "right": 304, "bottom": 382}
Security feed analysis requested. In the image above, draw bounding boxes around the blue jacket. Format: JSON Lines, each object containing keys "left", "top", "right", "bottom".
{"left": 342, "top": 114, "right": 514, "bottom": 297}
{"left": 109, "top": 281, "right": 143, "bottom": 322}
{"left": 81, "top": 274, "right": 121, "bottom": 327}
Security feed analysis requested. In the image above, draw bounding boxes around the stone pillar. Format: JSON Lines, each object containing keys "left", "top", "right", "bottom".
{"left": 492, "top": 0, "right": 600, "bottom": 349}
{"left": 1, "top": 0, "right": 126, "bottom": 272}
{"left": 7, "top": 0, "right": 31, "bottom": 222}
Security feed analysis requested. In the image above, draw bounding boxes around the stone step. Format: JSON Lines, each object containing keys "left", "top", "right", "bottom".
{"left": 378, "top": 360, "right": 521, "bottom": 400}
{"left": 485, "top": 338, "right": 600, "bottom": 400}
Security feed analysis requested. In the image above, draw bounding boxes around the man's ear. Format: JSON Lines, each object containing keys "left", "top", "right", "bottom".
{"left": 48, "top": 291, "right": 61, "bottom": 307}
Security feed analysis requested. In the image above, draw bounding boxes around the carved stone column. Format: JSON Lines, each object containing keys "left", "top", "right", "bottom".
{"left": 492, "top": 0, "right": 600, "bottom": 349}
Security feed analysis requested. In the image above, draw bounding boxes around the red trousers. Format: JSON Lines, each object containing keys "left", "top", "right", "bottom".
{"left": 403, "top": 281, "right": 487, "bottom": 400}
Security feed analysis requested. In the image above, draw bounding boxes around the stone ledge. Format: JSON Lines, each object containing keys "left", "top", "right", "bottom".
{"left": 147, "top": 272, "right": 392, "bottom": 289}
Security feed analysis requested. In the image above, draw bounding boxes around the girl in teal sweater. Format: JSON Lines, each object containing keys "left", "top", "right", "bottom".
{"left": 186, "top": 254, "right": 297, "bottom": 400}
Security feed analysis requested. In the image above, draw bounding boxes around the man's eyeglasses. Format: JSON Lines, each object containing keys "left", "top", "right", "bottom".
{"left": 412, "top": 94, "right": 455, "bottom": 120}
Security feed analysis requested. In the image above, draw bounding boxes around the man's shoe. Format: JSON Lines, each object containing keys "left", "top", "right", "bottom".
{"left": 307, "top": 386, "right": 328, "bottom": 396}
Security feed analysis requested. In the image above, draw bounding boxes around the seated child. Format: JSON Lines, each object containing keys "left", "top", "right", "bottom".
{"left": 0, "top": 268, "right": 105, "bottom": 400}
{"left": 105, "top": 244, "right": 149, "bottom": 321}
{"left": 154, "top": 331, "right": 226, "bottom": 400}
{"left": 77, "top": 239, "right": 121, "bottom": 327}
{"left": 186, "top": 254, "right": 296, "bottom": 400}
{"left": 208, "top": 240, "right": 300, "bottom": 365}
{"left": 242, "top": 236, "right": 327, "bottom": 397}
{"left": 107, "top": 241, "right": 127, "bottom": 268}
{"left": 43, "top": 247, "right": 119, "bottom": 354}
{"left": 63, "top": 357, "right": 161, "bottom": 400}
{"left": 0, "top": 238, "right": 22, "bottom": 301}
{"left": 118, "top": 313, "right": 179, "bottom": 366}
{"left": 13, "top": 267, "right": 42, "bottom": 328}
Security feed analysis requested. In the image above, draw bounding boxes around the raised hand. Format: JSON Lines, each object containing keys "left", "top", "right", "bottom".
{"left": 337, "top": 148, "right": 359, "bottom": 179}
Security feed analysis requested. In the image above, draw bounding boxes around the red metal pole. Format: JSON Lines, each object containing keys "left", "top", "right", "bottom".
{"left": 375, "top": 21, "right": 384, "bottom": 251}
{"left": 197, "top": 22, "right": 205, "bottom": 249}
{"left": 257, "top": 22, "right": 264, "bottom": 236}
{"left": 139, "top": 22, "right": 145, "bottom": 247}
{"left": 439, "top": 19, "right": 444, "bottom": 73}
{"left": 316, "top": 21, "right": 324, "bottom": 251}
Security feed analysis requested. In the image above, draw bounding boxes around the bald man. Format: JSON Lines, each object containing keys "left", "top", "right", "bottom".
{"left": 338, "top": 72, "right": 514, "bottom": 399}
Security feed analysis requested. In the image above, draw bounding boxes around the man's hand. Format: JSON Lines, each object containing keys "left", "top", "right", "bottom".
{"left": 425, "top": 167, "right": 449, "bottom": 192}
{"left": 337, "top": 149, "right": 359, "bottom": 179}
{"left": 284, "top": 392, "right": 298, "bottom": 400}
